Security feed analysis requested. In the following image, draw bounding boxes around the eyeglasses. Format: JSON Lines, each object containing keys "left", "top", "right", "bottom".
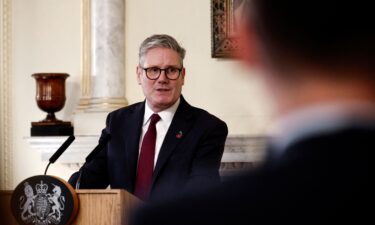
{"left": 141, "top": 66, "right": 183, "bottom": 80}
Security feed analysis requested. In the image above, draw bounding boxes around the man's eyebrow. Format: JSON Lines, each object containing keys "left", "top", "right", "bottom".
{"left": 146, "top": 64, "right": 181, "bottom": 68}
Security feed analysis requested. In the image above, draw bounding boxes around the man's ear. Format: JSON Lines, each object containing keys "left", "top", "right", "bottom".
{"left": 181, "top": 68, "right": 185, "bottom": 85}
{"left": 136, "top": 66, "right": 142, "bottom": 84}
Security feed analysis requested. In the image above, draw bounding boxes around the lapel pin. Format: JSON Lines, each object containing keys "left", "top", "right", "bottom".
{"left": 176, "top": 131, "right": 183, "bottom": 139}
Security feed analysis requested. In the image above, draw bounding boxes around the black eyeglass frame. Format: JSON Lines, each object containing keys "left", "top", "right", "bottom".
{"left": 140, "top": 66, "right": 183, "bottom": 80}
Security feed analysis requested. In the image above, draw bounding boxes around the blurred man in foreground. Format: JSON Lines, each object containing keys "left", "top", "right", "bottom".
{"left": 130, "top": 1, "right": 373, "bottom": 224}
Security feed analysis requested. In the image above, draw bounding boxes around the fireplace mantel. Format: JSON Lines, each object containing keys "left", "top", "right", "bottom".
{"left": 26, "top": 135, "right": 267, "bottom": 174}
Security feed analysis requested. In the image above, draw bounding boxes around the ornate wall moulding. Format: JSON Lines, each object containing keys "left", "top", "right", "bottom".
{"left": 0, "top": 0, "right": 13, "bottom": 190}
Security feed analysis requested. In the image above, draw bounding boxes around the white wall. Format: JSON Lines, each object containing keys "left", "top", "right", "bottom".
{"left": 12, "top": 0, "right": 81, "bottom": 186}
{"left": 10, "top": 0, "right": 273, "bottom": 187}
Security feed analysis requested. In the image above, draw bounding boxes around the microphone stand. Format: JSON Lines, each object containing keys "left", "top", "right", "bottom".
{"left": 44, "top": 135, "right": 75, "bottom": 175}
{"left": 44, "top": 162, "right": 52, "bottom": 176}
{"left": 75, "top": 163, "right": 85, "bottom": 189}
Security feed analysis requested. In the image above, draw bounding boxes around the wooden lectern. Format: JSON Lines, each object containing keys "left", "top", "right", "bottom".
{"left": 0, "top": 189, "right": 141, "bottom": 225}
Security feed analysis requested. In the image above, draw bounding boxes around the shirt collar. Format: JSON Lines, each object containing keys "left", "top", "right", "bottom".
{"left": 143, "top": 98, "right": 181, "bottom": 125}
{"left": 267, "top": 100, "right": 375, "bottom": 154}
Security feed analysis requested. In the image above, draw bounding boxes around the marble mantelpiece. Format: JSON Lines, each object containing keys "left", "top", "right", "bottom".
{"left": 26, "top": 135, "right": 267, "bottom": 174}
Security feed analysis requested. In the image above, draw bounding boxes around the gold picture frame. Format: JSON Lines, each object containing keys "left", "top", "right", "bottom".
{"left": 211, "top": 0, "right": 248, "bottom": 58}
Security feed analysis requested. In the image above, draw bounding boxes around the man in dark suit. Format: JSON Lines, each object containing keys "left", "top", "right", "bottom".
{"left": 69, "top": 34, "right": 228, "bottom": 202}
{"left": 130, "top": 1, "right": 374, "bottom": 224}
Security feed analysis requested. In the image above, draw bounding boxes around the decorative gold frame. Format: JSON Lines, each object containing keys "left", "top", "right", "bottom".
{"left": 211, "top": 0, "right": 248, "bottom": 58}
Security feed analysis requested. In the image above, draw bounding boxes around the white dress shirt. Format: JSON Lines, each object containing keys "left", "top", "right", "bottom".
{"left": 139, "top": 98, "right": 180, "bottom": 167}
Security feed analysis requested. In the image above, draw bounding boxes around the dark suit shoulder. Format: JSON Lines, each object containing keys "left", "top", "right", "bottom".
{"left": 189, "top": 105, "right": 227, "bottom": 127}
{"left": 177, "top": 97, "right": 228, "bottom": 134}
{"left": 109, "top": 101, "right": 144, "bottom": 115}
{"left": 106, "top": 101, "right": 144, "bottom": 121}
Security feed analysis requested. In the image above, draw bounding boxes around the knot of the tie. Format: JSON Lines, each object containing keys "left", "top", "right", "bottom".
{"left": 150, "top": 113, "right": 161, "bottom": 125}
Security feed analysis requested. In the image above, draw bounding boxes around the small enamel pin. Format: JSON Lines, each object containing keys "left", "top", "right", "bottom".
{"left": 176, "top": 131, "right": 183, "bottom": 139}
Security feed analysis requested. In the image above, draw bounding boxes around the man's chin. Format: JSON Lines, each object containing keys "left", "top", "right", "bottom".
{"left": 152, "top": 99, "right": 176, "bottom": 110}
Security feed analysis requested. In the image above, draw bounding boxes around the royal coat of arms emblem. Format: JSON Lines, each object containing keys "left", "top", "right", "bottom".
{"left": 11, "top": 175, "right": 79, "bottom": 225}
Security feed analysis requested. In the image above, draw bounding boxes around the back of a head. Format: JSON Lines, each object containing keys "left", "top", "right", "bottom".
{"left": 249, "top": 0, "right": 375, "bottom": 75}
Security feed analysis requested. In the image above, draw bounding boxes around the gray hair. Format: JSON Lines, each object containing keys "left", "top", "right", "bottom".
{"left": 139, "top": 34, "right": 186, "bottom": 66}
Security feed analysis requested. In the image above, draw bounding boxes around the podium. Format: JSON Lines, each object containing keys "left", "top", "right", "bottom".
{"left": 0, "top": 189, "right": 141, "bottom": 225}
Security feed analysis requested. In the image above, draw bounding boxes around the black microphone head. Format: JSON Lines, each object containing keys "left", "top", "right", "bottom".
{"left": 49, "top": 135, "right": 75, "bottom": 163}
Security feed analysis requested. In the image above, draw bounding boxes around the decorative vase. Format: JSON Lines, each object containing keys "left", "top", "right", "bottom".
{"left": 31, "top": 73, "right": 73, "bottom": 136}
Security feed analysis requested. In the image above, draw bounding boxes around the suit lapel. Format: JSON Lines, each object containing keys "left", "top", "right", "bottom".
{"left": 151, "top": 97, "right": 195, "bottom": 185}
{"left": 124, "top": 102, "right": 145, "bottom": 192}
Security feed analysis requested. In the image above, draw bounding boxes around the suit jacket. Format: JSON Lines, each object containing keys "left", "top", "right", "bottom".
{"left": 130, "top": 125, "right": 373, "bottom": 224}
{"left": 69, "top": 96, "right": 228, "bottom": 201}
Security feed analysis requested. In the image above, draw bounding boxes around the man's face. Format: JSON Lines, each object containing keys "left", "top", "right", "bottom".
{"left": 137, "top": 47, "right": 185, "bottom": 112}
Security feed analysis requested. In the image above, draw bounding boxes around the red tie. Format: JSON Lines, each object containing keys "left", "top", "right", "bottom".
{"left": 134, "top": 113, "right": 161, "bottom": 200}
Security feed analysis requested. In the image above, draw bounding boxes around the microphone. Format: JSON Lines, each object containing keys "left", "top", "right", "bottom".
{"left": 75, "top": 133, "right": 111, "bottom": 189}
{"left": 44, "top": 135, "right": 75, "bottom": 175}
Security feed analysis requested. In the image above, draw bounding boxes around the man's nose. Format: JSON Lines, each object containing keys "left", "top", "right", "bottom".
{"left": 157, "top": 70, "right": 168, "bottom": 82}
